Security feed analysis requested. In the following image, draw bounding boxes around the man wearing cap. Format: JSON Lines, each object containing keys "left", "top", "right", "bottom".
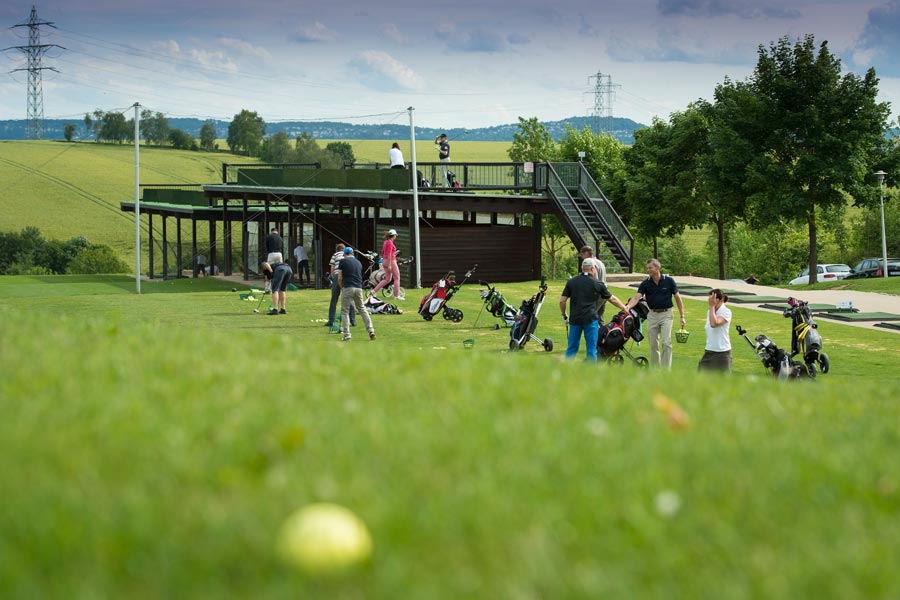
{"left": 337, "top": 247, "right": 376, "bottom": 342}
{"left": 371, "top": 228, "right": 404, "bottom": 301}
{"left": 325, "top": 243, "right": 355, "bottom": 329}
{"left": 630, "top": 258, "right": 686, "bottom": 368}
{"left": 437, "top": 133, "right": 450, "bottom": 187}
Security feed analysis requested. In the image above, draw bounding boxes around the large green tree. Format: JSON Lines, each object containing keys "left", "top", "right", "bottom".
{"left": 226, "top": 109, "right": 266, "bottom": 156}
{"left": 726, "top": 35, "right": 890, "bottom": 283}
{"left": 507, "top": 116, "right": 558, "bottom": 162}
{"left": 261, "top": 131, "right": 295, "bottom": 163}
{"left": 199, "top": 122, "right": 217, "bottom": 152}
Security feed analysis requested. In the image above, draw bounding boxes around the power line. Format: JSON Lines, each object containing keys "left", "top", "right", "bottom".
{"left": 587, "top": 71, "right": 620, "bottom": 134}
{"left": 2, "top": 6, "right": 65, "bottom": 139}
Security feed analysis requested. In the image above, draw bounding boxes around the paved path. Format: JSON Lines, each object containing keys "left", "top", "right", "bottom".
{"left": 609, "top": 274, "right": 900, "bottom": 333}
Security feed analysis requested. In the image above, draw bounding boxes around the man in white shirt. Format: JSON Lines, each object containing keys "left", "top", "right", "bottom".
{"left": 293, "top": 243, "right": 309, "bottom": 284}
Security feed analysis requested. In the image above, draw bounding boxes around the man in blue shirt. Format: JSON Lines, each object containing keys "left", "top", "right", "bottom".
{"left": 632, "top": 258, "right": 686, "bottom": 368}
{"left": 337, "top": 247, "right": 375, "bottom": 342}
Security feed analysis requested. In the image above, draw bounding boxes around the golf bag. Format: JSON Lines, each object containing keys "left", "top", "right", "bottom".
{"left": 735, "top": 325, "right": 810, "bottom": 380}
{"left": 364, "top": 295, "right": 402, "bottom": 315}
{"left": 446, "top": 169, "right": 461, "bottom": 189}
{"left": 509, "top": 277, "right": 553, "bottom": 352}
{"left": 418, "top": 265, "right": 477, "bottom": 322}
{"left": 597, "top": 299, "right": 650, "bottom": 365}
{"left": 477, "top": 280, "right": 518, "bottom": 328}
{"left": 784, "top": 297, "right": 829, "bottom": 377}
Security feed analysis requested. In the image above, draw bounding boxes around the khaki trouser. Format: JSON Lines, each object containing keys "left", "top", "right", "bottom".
{"left": 646, "top": 309, "right": 674, "bottom": 368}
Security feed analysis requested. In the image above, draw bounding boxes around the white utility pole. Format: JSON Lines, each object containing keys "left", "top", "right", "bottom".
{"left": 408, "top": 106, "right": 421, "bottom": 288}
{"left": 134, "top": 102, "right": 141, "bottom": 293}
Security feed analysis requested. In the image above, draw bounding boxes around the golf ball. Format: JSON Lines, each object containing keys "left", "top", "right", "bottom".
{"left": 232, "top": 287, "right": 237, "bottom": 292}
{"left": 278, "top": 503, "right": 372, "bottom": 576}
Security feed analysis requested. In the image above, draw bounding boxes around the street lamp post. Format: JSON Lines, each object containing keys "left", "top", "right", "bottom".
{"left": 874, "top": 170, "right": 888, "bottom": 278}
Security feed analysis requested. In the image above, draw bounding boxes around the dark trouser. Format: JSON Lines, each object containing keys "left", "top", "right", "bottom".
{"left": 297, "top": 260, "right": 310, "bottom": 283}
{"left": 328, "top": 279, "right": 355, "bottom": 325}
{"left": 698, "top": 350, "right": 732, "bottom": 373}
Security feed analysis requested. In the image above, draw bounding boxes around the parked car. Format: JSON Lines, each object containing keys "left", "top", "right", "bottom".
{"left": 788, "top": 264, "right": 851, "bottom": 285}
{"left": 846, "top": 258, "right": 900, "bottom": 279}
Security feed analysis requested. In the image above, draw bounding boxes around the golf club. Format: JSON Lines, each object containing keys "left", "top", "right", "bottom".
{"left": 253, "top": 290, "right": 270, "bottom": 313}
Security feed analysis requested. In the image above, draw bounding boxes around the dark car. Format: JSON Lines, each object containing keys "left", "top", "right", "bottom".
{"left": 846, "top": 258, "right": 900, "bottom": 279}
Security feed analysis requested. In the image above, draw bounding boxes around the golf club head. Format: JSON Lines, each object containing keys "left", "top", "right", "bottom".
{"left": 253, "top": 308, "right": 259, "bottom": 313}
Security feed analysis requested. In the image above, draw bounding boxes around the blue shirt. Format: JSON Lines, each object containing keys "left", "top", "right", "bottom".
{"left": 337, "top": 255, "right": 364, "bottom": 288}
{"left": 637, "top": 275, "right": 679, "bottom": 309}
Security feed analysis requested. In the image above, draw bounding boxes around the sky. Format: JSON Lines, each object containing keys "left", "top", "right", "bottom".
{"left": 1, "top": 0, "right": 900, "bottom": 131}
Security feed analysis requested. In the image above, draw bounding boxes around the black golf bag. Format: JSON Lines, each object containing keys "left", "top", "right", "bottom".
{"left": 784, "top": 297, "right": 829, "bottom": 377}
{"left": 597, "top": 300, "right": 650, "bottom": 365}
{"left": 364, "top": 295, "right": 402, "bottom": 315}
{"left": 509, "top": 278, "right": 553, "bottom": 352}
{"left": 735, "top": 325, "right": 810, "bottom": 380}
{"left": 446, "top": 169, "right": 461, "bottom": 189}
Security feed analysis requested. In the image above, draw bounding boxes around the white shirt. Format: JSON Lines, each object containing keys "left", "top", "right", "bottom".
{"left": 705, "top": 304, "right": 732, "bottom": 352}
{"left": 389, "top": 147, "right": 404, "bottom": 167}
{"left": 293, "top": 245, "right": 308, "bottom": 261}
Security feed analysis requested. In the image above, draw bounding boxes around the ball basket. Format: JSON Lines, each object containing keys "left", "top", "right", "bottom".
{"left": 675, "top": 329, "right": 690, "bottom": 344}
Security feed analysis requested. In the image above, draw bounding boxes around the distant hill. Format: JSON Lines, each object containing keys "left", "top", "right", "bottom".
{"left": 0, "top": 116, "right": 646, "bottom": 145}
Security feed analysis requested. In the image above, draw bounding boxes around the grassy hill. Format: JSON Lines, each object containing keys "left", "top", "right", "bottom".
{"left": 0, "top": 140, "right": 261, "bottom": 264}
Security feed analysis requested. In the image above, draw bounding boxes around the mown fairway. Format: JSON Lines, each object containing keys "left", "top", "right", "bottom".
{"left": 2, "top": 275, "right": 900, "bottom": 598}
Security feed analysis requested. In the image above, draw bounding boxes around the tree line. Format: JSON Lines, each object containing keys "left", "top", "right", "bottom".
{"left": 509, "top": 35, "right": 900, "bottom": 284}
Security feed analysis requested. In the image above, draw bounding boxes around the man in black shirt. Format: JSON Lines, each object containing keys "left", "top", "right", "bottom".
{"left": 560, "top": 260, "right": 626, "bottom": 360}
{"left": 337, "top": 247, "right": 376, "bottom": 342}
{"left": 266, "top": 227, "right": 284, "bottom": 264}
{"left": 631, "top": 258, "right": 686, "bottom": 368}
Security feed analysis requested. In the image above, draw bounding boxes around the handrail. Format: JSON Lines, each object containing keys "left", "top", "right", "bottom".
{"left": 577, "top": 162, "right": 633, "bottom": 262}
{"left": 545, "top": 163, "right": 599, "bottom": 247}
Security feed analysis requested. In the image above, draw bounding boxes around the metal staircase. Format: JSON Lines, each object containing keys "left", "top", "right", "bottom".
{"left": 543, "top": 162, "right": 634, "bottom": 272}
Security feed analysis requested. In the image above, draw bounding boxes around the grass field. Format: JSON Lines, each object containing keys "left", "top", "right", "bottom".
{"left": 322, "top": 139, "right": 512, "bottom": 164}
{"left": 2, "top": 274, "right": 900, "bottom": 598}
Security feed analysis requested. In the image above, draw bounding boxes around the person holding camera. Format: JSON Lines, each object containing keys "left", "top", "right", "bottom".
{"left": 698, "top": 289, "right": 732, "bottom": 372}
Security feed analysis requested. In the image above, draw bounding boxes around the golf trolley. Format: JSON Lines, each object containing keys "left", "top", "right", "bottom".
{"left": 509, "top": 277, "right": 553, "bottom": 352}
{"left": 784, "top": 297, "right": 830, "bottom": 378}
{"left": 418, "top": 265, "right": 477, "bottom": 322}
{"left": 597, "top": 300, "right": 650, "bottom": 366}
{"left": 475, "top": 280, "right": 518, "bottom": 329}
{"left": 360, "top": 251, "right": 414, "bottom": 299}
{"left": 735, "top": 324, "right": 811, "bottom": 380}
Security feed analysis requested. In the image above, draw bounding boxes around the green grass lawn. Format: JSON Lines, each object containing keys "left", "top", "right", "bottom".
{"left": 323, "top": 139, "right": 512, "bottom": 164}
{"left": 2, "top": 275, "right": 900, "bottom": 598}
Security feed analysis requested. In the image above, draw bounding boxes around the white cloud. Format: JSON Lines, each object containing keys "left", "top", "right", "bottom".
{"left": 189, "top": 49, "right": 238, "bottom": 73}
{"left": 291, "top": 21, "right": 339, "bottom": 43}
{"left": 382, "top": 23, "right": 406, "bottom": 44}
{"left": 348, "top": 50, "right": 425, "bottom": 92}
{"left": 218, "top": 38, "right": 272, "bottom": 60}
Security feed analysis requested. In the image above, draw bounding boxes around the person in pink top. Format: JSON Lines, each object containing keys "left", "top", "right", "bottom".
{"left": 371, "top": 229, "right": 404, "bottom": 300}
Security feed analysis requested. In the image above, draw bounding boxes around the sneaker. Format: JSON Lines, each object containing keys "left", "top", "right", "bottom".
{"left": 369, "top": 332, "right": 376, "bottom": 341}
{"left": 324, "top": 322, "right": 333, "bottom": 327}
{"left": 267, "top": 308, "right": 278, "bottom": 315}
{"left": 396, "top": 294, "right": 406, "bottom": 301}
{"left": 279, "top": 308, "right": 286, "bottom": 314}
{"left": 342, "top": 334, "right": 352, "bottom": 342}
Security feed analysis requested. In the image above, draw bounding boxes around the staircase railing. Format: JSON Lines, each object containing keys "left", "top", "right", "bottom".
{"left": 577, "top": 163, "right": 633, "bottom": 272}
{"left": 544, "top": 163, "right": 599, "bottom": 251}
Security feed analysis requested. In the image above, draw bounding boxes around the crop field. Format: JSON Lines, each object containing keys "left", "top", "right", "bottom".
{"left": 2, "top": 274, "right": 900, "bottom": 598}
{"left": 322, "top": 139, "right": 512, "bottom": 164}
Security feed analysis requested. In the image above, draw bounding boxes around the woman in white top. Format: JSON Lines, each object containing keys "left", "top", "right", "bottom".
{"left": 389, "top": 142, "right": 404, "bottom": 168}
{"left": 698, "top": 288, "right": 732, "bottom": 373}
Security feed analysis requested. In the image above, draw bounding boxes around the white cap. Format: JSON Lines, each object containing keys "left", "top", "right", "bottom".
{"left": 388, "top": 229, "right": 398, "bottom": 236}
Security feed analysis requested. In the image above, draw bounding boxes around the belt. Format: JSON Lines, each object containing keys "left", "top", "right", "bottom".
{"left": 651, "top": 308, "right": 672, "bottom": 313}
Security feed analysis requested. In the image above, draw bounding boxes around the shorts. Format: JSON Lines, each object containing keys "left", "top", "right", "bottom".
{"left": 271, "top": 265, "right": 293, "bottom": 291}
{"left": 267, "top": 252, "right": 284, "bottom": 264}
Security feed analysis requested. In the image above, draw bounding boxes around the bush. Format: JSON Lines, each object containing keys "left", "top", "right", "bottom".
{"left": 66, "top": 245, "right": 130, "bottom": 275}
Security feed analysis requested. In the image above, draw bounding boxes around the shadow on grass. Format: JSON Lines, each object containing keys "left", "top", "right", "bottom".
{"left": 0, "top": 275, "right": 248, "bottom": 297}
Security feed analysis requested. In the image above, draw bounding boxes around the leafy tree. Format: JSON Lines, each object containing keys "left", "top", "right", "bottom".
{"left": 140, "top": 110, "right": 170, "bottom": 146}
{"left": 63, "top": 123, "right": 75, "bottom": 142}
{"left": 325, "top": 141, "right": 355, "bottom": 165}
{"left": 623, "top": 119, "right": 676, "bottom": 253}
{"left": 726, "top": 35, "right": 890, "bottom": 283}
{"left": 294, "top": 131, "right": 322, "bottom": 163}
{"left": 168, "top": 128, "right": 196, "bottom": 150}
{"left": 557, "top": 125, "right": 626, "bottom": 197}
{"left": 226, "top": 109, "right": 266, "bottom": 156}
{"left": 261, "top": 131, "right": 296, "bottom": 163}
{"left": 508, "top": 117, "right": 557, "bottom": 162}
{"left": 99, "top": 111, "right": 129, "bottom": 144}
{"left": 199, "top": 121, "right": 217, "bottom": 151}
{"left": 67, "top": 244, "right": 129, "bottom": 274}
{"left": 83, "top": 114, "right": 93, "bottom": 139}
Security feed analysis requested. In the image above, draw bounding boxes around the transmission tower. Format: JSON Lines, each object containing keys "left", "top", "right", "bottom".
{"left": 587, "top": 72, "right": 620, "bottom": 135}
{"left": 3, "top": 6, "right": 64, "bottom": 139}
